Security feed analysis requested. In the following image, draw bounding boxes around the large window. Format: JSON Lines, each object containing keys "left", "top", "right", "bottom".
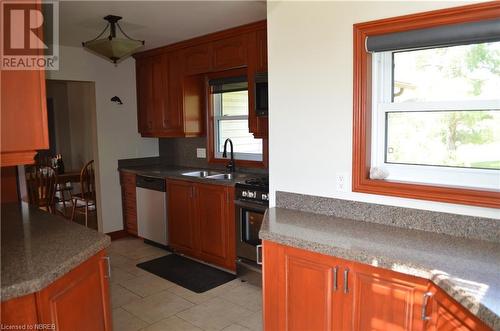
{"left": 371, "top": 42, "right": 500, "bottom": 190}
{"left": 210, "top": 77, "right": 263, "bottom": 162}
{"left": 352, "top": 2, "right": 500, "bottom": 208}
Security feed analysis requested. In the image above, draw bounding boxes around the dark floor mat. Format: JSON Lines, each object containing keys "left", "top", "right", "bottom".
{"left": 136, "top": 254, "right": 236, "bottom": 293}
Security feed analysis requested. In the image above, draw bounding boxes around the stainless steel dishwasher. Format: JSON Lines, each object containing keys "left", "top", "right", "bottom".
{"left": 135, "top": 175, "right": 167, "bottom": 246}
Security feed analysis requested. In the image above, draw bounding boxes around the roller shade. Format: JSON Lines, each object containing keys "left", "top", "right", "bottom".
{"left": 366, "top": 18, "right": 500, "bottom": 53}
{"left": 209, "top": 76, "right": 247, "bottom": 93}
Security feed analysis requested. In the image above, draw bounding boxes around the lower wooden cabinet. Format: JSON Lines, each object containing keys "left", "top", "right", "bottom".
{"left": 120, "top": 171, "right": 138, "bottom": 235}
{"left": 167, "top": 179, "right": 236, "bottom": 271}
{"left": 262, "top": 241, "right": 491, "bottom": 331}
{"left": 0, "top": 250, "right": 112, "bottom": 331}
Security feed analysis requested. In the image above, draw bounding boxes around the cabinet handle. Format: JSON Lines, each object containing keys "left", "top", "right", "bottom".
{"left": 333, "top": 266, "right": 339, "bottom": 291}
{"left": 256, "top": 245, "right": 263, "bottom": 265}
{"left": 421, "top": 292, "right": 433, "bottom": 321}
{"left": 343, "top": 268, "right": 349, "bottom": 294}
{"left": 103, "top": 256, "right": 111, "bottom": 279}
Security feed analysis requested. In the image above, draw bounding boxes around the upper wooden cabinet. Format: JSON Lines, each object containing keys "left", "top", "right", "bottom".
{"left": 135, "top": 51, "right": 204, "bottom": 137}
{"left": 134, "top": 20, "right": 267, "bottom": 139}
{"left": 212, "top": 35, "right": 247, "bottom": 71}
{"left": 1, "top": 64, "right": 48, "bottom": 167}
{"left": 263, "top": 241, "right": 492, "bottom": 331}
{"left": 182, "top": 43, "right": 212, "bottom": 75}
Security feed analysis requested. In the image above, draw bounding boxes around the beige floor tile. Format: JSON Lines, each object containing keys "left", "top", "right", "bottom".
{"left": 222, "top": 325, "right": 251, "bottom": 331}
{"left": 236, "top": 311, "right": 262, "bottom": 331}
{"left": 109, "top": 253, "right": 134, "bottom": 267}
{"left": 123, "top": 290, "right": 194, "bottom": 324}
{"left": 219, "top": 283, "right": 262, "bottom": 312}
{"left": 112, "top": 307, "right": 149, "bottom": 331}
{"left": 205, "top": 279, "right": 244, "bottom": 296}
{"left": 111, "top": 283, "right": 142, "bottom": 308}
{"left": 110, "top": 266, "right": 136, "bottom": 284}
{"left": 176, "top": 297, "right": 254, "bottom": 331}
{"left": 119, "top": 273, "right": 176, "bottom": 298}
{"left": 167, "top": 284, "right": 218, "bottom": 305}
{"left": 121, "top": 244, "right": 168, "bottom": 260}
{"left": 144, "top": 316, "right": 202, "bottom": 331}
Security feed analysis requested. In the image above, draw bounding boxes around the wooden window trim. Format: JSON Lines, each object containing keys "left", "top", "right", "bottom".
{"left": 206, "top": 68, "right": 268, "bottom": 169}
{"left": 352, "top": 1, "right": 500, "bottom": 209}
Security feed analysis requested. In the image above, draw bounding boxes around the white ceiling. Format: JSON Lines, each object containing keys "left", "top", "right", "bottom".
{"left": 59, "top": 1, "right": 267, "bottom": 50}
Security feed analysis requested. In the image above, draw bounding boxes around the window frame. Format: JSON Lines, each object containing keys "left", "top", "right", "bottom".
{"left": 206, "top": 68, "right": 267, "bottom": 169}
{"left": 352, "top": 1, "right": 500, "bottom": 208}
{"left": 371, "top": 51, "right": 500, "bottom": 191}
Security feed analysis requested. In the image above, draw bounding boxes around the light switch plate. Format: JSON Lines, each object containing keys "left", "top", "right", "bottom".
{"left": 196, "top": 148, "right": 206, "bottom": 158}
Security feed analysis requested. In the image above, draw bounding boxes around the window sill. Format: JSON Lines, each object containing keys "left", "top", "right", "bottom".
{"left": 352, "top": 176, "right": 500, "bottom": 208}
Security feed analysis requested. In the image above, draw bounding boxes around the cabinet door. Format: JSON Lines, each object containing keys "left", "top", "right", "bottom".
{"left": 212, "top": 35, "right": 247, "bottom": 71}
{"left": 165, "top": 51, "right": 183, "bottom": 132}
{"left": 425, "top": 284, "right": 490, "bottom": 331}
{"left": 120, "top": 171, "right": 137, "bottom": 235}
{"left": 256, "top": 29, "right": 267, "bottom": 72}
{"left": 196, "top": 183, "right": 234, "bottom": 269}
{"left": 1, "top": 68, "right": 48, "bottom": 166}
{"left": 167, "top": 180, "right": 197, "bottom": 255}
{"left": 37, "top": 250, "right": 112, "bottom": 331}
{"left": 182, "top": 43, "right": 212, "bottom": 75}
{"left": 347, "top": 264, "right": 427, "bottom": 331}
{"left": 136, "top": 57, "right": 154, "bottom": 134}
{"left": 151, "top": 54, "right": 168, "bottom": 130}
{"left": 263, "top": 241, "right": 343, "bottom": 331}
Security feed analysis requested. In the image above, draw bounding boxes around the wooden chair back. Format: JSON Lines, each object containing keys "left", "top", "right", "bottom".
{"left": 25, "top": 165, "right": 58, "bottom": 213}
{"left": 80, "top": 160, "right": 96, "bottom": 201}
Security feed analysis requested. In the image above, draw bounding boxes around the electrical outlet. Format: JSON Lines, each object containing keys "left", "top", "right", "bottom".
{"left": 335, "top": 173, "right": 349, "bottom": 192}
{"left": 196, "top": 148, "right": 206, "bottom": 158}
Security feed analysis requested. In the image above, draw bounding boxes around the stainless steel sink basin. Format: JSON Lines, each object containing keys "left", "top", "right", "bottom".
{"left": 181, "top": 170, "right": 221, "bottom": 178}
{"left": 206, "top": 173, "right": 235, "bottom": 180}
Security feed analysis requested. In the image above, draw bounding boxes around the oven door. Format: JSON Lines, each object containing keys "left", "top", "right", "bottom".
{"left": 235, "top": 200, "right": 267, "bottom": 262}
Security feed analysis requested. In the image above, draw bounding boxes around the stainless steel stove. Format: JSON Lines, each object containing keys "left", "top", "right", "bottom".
{"left": 234, "top": 176, "right": 269, "bottom": 286}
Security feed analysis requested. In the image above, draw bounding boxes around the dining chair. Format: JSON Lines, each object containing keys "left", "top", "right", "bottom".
{"left": 71, "top": 160, "right": 96, "bottom": 227}
{"left": 25, "top": 165, "right": 58, "bottom": 214}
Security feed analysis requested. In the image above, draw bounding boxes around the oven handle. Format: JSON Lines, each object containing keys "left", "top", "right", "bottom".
{"left": 234, "top": 200, "right": 269, "bottom": 212}
{"left": 256, "top": 245, "right": 263, "bottom": 265}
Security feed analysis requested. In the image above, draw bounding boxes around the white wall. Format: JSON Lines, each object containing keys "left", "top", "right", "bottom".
{"left": 47, "top": 46, "right": 158, "bottom": 232}
{"left": 267, "top": 1, "right": 499, "bottom": 219}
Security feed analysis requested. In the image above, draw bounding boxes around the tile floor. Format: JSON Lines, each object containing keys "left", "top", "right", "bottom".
{"left": 108, "top": 237, "right": 263, "bottom": 331}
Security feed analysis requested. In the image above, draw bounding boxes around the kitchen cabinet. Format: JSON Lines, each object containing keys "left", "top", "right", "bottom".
{"left": 182, "top": 43, "right": 212, "bottom": 75}
{"left": 167, "top": 179, "right": 236, "bottom": 271}
{"left": 425, "top": 283, "right": 491, "bottom": 331}
{"left": 167, "top": 179, "right": 197, "bottom": 256}
{"left": 1, "top": 250, "right": 112, "bottom": 331}
{"left": 135, "top": 52, "right": 204, "bottom": 138}
{"left": 247, "top": 29, "right": 268, "bottom": 139}
{"left": 1, "top": 3, "right": 49, "bottom": 167}
{"left": 212, "top": 35, "right": 248, "bottom": 71}
{"left": 262, "top": 241, "right": 491, "bottom": 331}
{"left": 120, "top": 171, "right": 138, "bottom": 235}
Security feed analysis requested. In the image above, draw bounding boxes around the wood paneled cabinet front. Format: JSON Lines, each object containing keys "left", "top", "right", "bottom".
{"left": 1, "top": 250, "right": 112, "bottom": 331}
{"left": 135, "top": 52, "right": 203, "bottom": 138}
{"left": 263, "top": 241, "right": 491, "bottom": 331}
{"left": 120, "top": 171, "right": 138, "bottom": 235}
{"left": 1, "top": 0, "right": 49, "bottom": 166}
{"left": 167, "top": 179, "right": 236, "bottom": 271}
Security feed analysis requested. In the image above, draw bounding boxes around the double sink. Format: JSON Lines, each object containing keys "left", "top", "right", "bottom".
{"left": 182, "top": 170, "right": 235, "bottom": 181}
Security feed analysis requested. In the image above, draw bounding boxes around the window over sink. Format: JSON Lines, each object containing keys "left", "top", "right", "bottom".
{"left": 209, "top": 75, "right": 263, "bottom": 162}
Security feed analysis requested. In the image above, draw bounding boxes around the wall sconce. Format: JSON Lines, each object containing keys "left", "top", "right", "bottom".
{"left": 111, "top": 96, "right": 123, "bottom": 105}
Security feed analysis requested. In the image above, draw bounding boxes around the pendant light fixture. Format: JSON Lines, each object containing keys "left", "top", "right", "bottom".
{"left": 82, "top": 15, "right": 144, "bottom": 64}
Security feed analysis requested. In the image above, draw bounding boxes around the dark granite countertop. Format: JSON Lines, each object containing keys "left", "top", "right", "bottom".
{"left": 1, "top": 203, "right": 110, "bottom": 301}
{"left": 118, "top": 164, "right": 261, "bottom": 187}
{"left": 260, "top": 207, "right": 500, "bottom": 330}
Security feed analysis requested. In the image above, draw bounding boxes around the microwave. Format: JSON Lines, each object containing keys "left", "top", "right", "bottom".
{"left": 255, "top": 73, "right": 268, "bottom": 116}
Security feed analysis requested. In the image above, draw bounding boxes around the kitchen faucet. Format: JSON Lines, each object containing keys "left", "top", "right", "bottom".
{"left": 222, "top": 138, "right": 235, "bottom": 173}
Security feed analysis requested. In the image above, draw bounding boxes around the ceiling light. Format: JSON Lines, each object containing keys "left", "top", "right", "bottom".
{"left": 82, "top": 15, "right": 144, "bottom": 64}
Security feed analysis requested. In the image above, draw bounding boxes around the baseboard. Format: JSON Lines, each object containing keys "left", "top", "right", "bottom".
{"left": 106, "top": 229, "right": 129, "bottom": 241}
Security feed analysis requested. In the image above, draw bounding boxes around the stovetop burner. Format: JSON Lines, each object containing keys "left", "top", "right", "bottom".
{"left": 244, "top": 177, "right": 268, "bottom": 187}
